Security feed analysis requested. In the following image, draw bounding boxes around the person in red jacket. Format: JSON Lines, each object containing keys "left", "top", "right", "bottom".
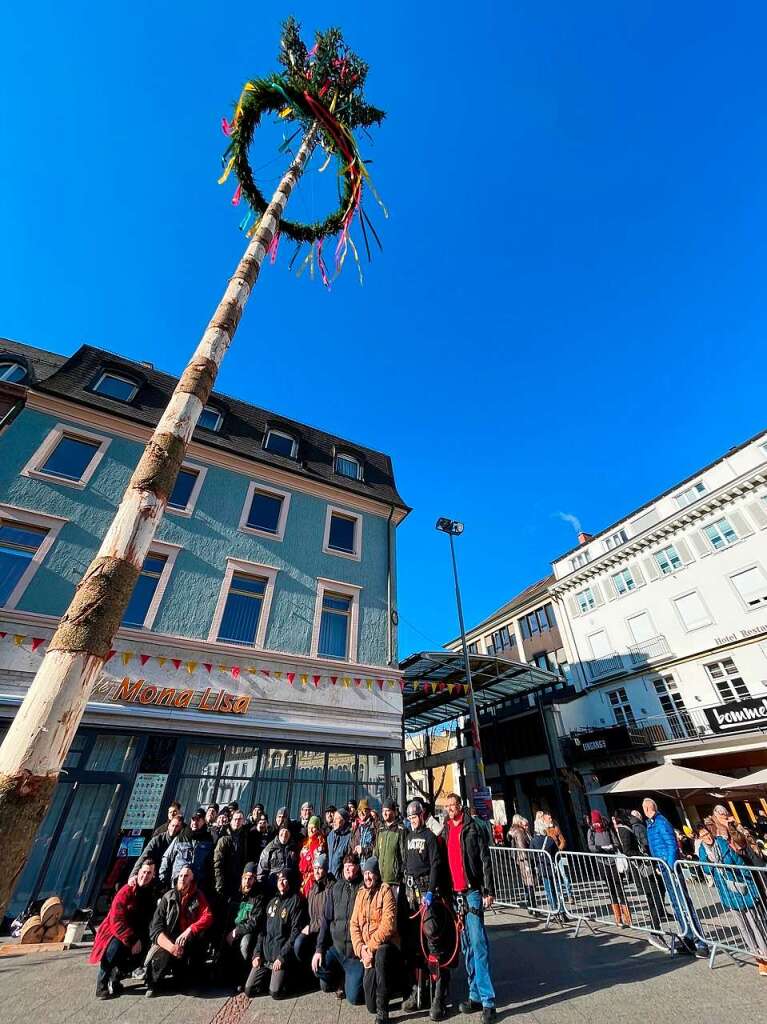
{"left": 90, "top": 860, "right": 158, "bottom": 999}
{"left": 144, "top": 865, "right": 214, "bottom": 997}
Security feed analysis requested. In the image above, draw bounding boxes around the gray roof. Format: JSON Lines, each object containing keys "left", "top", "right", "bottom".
{"left": 445, "top": 573, "right": 555, "bottom": 647}
{"left": 0, "top": 338, "right": 408, "bottom": 511}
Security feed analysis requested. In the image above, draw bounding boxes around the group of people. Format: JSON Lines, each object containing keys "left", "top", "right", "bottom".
{"left": 90, "top": 792, "right": 498, "bottom": 1023}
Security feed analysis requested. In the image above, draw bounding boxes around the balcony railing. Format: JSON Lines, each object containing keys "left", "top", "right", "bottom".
{"left": 588, "top": 653, "right": 625, "bottom": 681}
{"left": 628, "top": 635, "right": 672, "bottom": 665}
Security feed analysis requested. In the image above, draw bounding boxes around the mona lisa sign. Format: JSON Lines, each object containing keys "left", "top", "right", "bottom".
{"left": 92, "top": 676, "right": 251, "bottom": 715}
{"left": 704, "top": 696, "right": 767, "bottom": 734}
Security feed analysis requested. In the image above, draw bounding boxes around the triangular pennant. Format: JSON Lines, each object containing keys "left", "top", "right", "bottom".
{"left": 387, "top": 678, "right": 395, "bottom": 688}
{"left": 399, "top": 680, "right": 405, "bottom": 692}
{"left": 274, "top": 671, "right": 282, "bottom": 680}
{"left": 330, "top": 676, "right": 338, "bottom": 686}
{"left": 286, "top": 672, "right": 295, "bottom": 686}
{"left": 342, "top": 676, "right": 351, "bottom": 688}
{"left": 121, "top": 651, "right": 133, "bottom": 666}
{"left": 366, "top": 678, "right": 374, "bottom": 690}
{"left": 140, "top": 654, "right": 151, "bottom": 666}
{"left": 14, "top": 634, "right": 25, "bottom": 646}
{"left": 30, "top": 637, "right": 46, "bottom": 652}
{"left": 157, "top": 656, "right": 167, "bottom": 668}
{"left": 376, "top": 678, "right": 385, "bottom": 690}
{"left": 218, "top": 663, "right": 228, "bottom": 673}
{"left": 413, "top": 681, "right": 420, "bottom": 691}
{"left": 0, "top": 632, "right": 6, "bottom": 640}
{"left": 203, "top": 662, "right": 213, "bottom": 673}
{"left": 186, "top": 661, "right": 198, "bottom": 674}
{"left": 353, "top": 677, "right": 362, "bottom": 687}
{"left": 247, "top": 666, "right": 257, "bottom": 674}
{"left": 261, "top": 669, "right": 271, "bottom": 677}
{"left": 171, "top": 658, "right": 182, "bottom": 670}
{"left": 312, "top": 675, "right": 321, "bottom": 687}
{"left": 231, "top": 665, "right": 240, "bottom": 680}
{"left": 299, "top": 673, "right": 308, "bottom": 687}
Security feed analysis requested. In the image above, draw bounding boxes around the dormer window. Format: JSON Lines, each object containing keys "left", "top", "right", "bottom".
{"left": 0, "top": 362, "right": 27, "bottom": 384}
{"left": 335, "top": 453, "right": 362, "bottom": 481}
{"left": 675, "top": 481, "right": 706, "bottom": 509}
{"left": 603, "top": 528, "right": 628, "bottom": 552}
{"left": 264, "top": 429, "right": 297, "bottom": 458}
{"left": 92, "top": 371, "right": 139, "bottom": 402}
{"left": 198, "top": 406, "right": 222, "bottom": 432}
{"left": 571, "top": 551, "right": 589, "bottom": 570}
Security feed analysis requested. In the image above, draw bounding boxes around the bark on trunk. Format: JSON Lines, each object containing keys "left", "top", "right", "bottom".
{"left": 0, "top": 125, "right": 318, "bottom": 918}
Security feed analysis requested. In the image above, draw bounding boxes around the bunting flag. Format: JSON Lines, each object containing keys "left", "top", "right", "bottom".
{"left": 342, "top": 676, "right": 351, "bottom": 687}
{"left": 366, "top": 678, "right": 374, "bottom": 690}
{"left": 186, "top": 661, "right": 198, "bottom": 674}
{"left": 299, "top": 673, "right": 308, "bottom": 687}
{"left": 31, "top": 637, "right": 46, "bottom": 652}
{"left": 121, "top": 651, "right": 133, "bottom": 666}
{"left": 157, "top": 656, "right": 167, "bottom": 668}
{"left": 353, "top": 677, "right": 362, "bottom": 687}
{"left": 231, "top": 666, "right": 241, "bottom": 680}
{"left": 274, "top": 671, "right": 282, "bottom": 680}
{"left": 14, "top": 634, "right": 24, "bottom": 646}
{"left": 203, "top": 663, "right": 213, "bottom": 673}
{"left": 261, "top": 669, "right": 271, "bottom": 677}
{"left": 330, "top": 676, "right": 338, "bottom": 686}
{"left": 286, "top": 672, "right": 295, "bottom": 685}
{"left": 172, "top": 658, "right": 183, "bottom": 671}
{"left": 140, "top": 654, "right": 152, "bottom": 666}
{"left": 0, "top": 632, "right": 6, "bottom": 639}
{"left": 376, "top": 678, "right": 384, "bottom": 690}
{"left": 312, "top": 675, "right": 321, "bottom": 687}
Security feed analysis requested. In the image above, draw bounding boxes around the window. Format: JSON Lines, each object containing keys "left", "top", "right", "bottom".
{"left": 589, "top": 629, "right": 612, "bottom": 659}
{"left": 519, "top": 604, "right": 556, "bottom": 639}
{"left": 335, "top": 454, "right": 362, "bottom": 480}
{"left": 217, "top": 573, "right": 267, "bottom": 645}
{"left": 533, "top": 652, "right": 553, "bottom": 672}
{"left": 323, "top": 506, "right": 362, "bottom": 560}
{"left": 612, "top": 568, "right": 636, "bottom": 595}
{"left": 577, "top": 587, "right": 596, "bottom": 613}
{"left": 673, "top": 591, "right": 711, "bottom": 631}
{"left": 655, "top": 544, "right": 682, "bottom": 575}
{"left": 607, "top": 687, "right": 636, "bottom": 728}
{"left": 488, "top": 626, "right": 515, "bottom": 653}
{"left": 0, "top": 361, "right": 26, "bottom": 383}
{"left": 676, "top": 481, "right": 706, "bottom": 508}
{"left": 318, "top": 592, "right": 352, "bottom": 659}
{"left": 571, "top": 551, "right": 589, "bottom": 570}
{"left": 264, "top": 430, "right": 297, "bottom": 458}
{"left": 704, "top": 517, "right": 738, "bottom": 550}
{"left": 122, "top": 553, "right": 169, "bottom": 628}
{"left": 467, "top": 641, "right": 479, "bottom": 654}
{"left": 603, "top": 528, "right": 628, "bottom": 551}
{"left": 198, "top": 406, "right": 222, "bottom": 431}
{"left": 730, "top": 566, "right": 767, "bottom": 608}
{"left": 166, "top": 466, "right": 206, "bottom": 514}
{"left": 311, "top": 579, "right": 361, "bottom": 662}
{"left": 653, "top": 676, "right": 695, "bottom": 739}
{"left": 92, "top": 372, "right": 138, "bottom": 402}
{"left": 706, "top": 658, "right": 749, "bottom": 703}
{"left": 22, "top": 424, "right": 111, "bottom": 489}
{"left": 0, "top": 522, "right": 48, "bottom": 606}
{"left": 627, "top": 611, "right": 655, "bottom": 644}
{"left": 239, "top": 482, "right": 290, "bottom": 541}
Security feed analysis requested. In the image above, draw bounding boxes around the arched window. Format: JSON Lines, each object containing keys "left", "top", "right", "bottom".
{"left": 0, "top": 362, "right": 27, "bottom": 384}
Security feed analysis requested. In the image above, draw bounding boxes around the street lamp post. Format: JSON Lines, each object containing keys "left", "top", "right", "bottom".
{"left": 435, "top": 518, "right": 487, "bottom": 799}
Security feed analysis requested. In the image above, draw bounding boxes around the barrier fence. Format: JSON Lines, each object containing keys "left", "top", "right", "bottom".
{"left": 490, "top": 846, "right": 767, "bottom": 966}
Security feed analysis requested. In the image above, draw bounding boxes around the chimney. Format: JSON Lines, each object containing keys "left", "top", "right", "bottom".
{"left": 577, "top": 531, "right": 593, "bottom": 545}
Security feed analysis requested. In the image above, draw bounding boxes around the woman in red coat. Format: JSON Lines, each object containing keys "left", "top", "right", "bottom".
{"left": 299, "top": 816, "right": 327, "bottom": 895}
{"left": 90, "top": 860, "right": 158, "bottom": 999}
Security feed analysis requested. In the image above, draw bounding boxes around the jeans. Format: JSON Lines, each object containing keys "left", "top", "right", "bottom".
{"left": 317, "top": 945, "right": 365, "bottom": 1004}
{"left": 96, "top": 937, "right": 136, "bottom": 992}
{"left": 457, "top": 890, "right": 495, "bottom": 1008}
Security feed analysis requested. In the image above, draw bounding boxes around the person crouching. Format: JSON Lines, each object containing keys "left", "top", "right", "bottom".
{"left": 350, "top": 857, "right": 400, "bottom": 1024}
{"left": 245, "top": 867, "right": 307, "bottom": 999}
{"left": 144, "top": 865, "right": 213, "bottom": 997}
{"left": 220, "top": 862, "right": 264, "bottom": 988}
{"left": 91, "top": 860, "right": 158, "bottom": 999}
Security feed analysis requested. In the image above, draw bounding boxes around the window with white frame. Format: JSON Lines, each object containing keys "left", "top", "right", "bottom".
{"left": 730, "top": 566, "right": 767, "bottom": 608}
{"left": 22, "top": 424, "right": 111, "bottom": 489}
{"left": 0, "top": 506, "right": 66, "bottom": 609}
{"left": 607, "top": 687, "right": 636, "bottom": 728}
{"left": 334, "top": 454, "right": 362, "bottom": 480}
{"left": 673, "top": 590, "right": 712, "bottom": 631}
{"left": 655, "top": 544, "right": 682, "bottom": 575}
{"left": 311, "top": 579, "right": 360, "bottom": 662}
{"left": 588, "top": 629, "right": 612, "bottom": 659}
{"left": 612, "top": 568, "right": 636, "bottom": 595}
{"left": 240, "top": 482, "right": 291, "bottom": 540}
{"left": 0, "top": 361, "right": 26, "bottom": 383}
{"left": 122, "top": 554, "right": 168, "bottom": 629}
{"left": 198, "top": 406, "right": 222, "bottom": 432}
{"left": 167, "top": 465, "right": 206, "bottom": 515}
{"left": 703, "top": 517, "right": 738, "bottom": 551}
{"left": 627, "top": 611, "right": 656, "bottom": 644}
{"left": 571, "top": 551, "right": 589, "bottom": 570}
{"left": 576, "top": 587, "right": 596, "bottom": 613}
{"left": 211, "top": 562, "right": 278, "bottom": 647}
{"left": 264, "top": 430, "right": 297, "bottom": 459}
{"left": 323, "top": 506, "right": 362, "bottom": 560}
{"left": 653, "top": 675, "right": 695, "bottom": 739}
{"left": 705, "top": 658, "right": 749, "bottom": 703}
{"left": 603, "top": 528, "right": 628, "bottom": 551}
{"left": 675, "top": 481, "right": 706, "bottom": 508}
{"left": 91, "top": 372, "right": 139, "bottom": 402}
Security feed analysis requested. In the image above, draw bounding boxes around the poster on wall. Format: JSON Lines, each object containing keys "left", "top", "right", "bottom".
{"left": 121, "top": 773, "right": 168, "bottom": 830}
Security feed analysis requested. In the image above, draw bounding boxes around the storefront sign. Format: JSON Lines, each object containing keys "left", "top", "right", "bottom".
{"left": 93, "top": 677, "right": 251, "bottom": 715}
{"left": 472, "top": 785, "right": 493, "bottom": 821}
{"left": 714, "top": 623, "right": 767, "bottom": 646}
{"left": 704, "top": 696, "right": 767, "bottom": 734}
{"left": 121, "top": 772, "right": 169, "bottom": 830}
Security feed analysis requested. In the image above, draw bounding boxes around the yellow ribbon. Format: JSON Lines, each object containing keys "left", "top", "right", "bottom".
{"left": 218, "top": 157, "right": 235, "bottom": 185}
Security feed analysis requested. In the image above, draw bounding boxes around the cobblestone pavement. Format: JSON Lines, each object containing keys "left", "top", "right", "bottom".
{"left": 0, "top": 911, "right": 762, "bottom": 1024}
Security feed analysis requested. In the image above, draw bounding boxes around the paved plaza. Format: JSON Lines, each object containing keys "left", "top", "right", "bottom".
{"left": 0, "top": 911, "right": 761, "bottom": 1024}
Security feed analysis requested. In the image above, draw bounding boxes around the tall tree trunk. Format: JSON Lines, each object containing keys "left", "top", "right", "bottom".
{"left": 0, "top": 125, "right": 318, "bottom": 918}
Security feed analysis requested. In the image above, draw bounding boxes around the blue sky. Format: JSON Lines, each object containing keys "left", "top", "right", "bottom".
{"left": 2, "top": 3, "right": 767, "bottom": 657}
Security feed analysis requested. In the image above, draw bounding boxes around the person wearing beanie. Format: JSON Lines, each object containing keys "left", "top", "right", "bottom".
{"left": 374, "top": 798, "right": 406, "bottom": 888}
{"left": 299, "top": 816, "right": 328, "bottom": 895}
{"left": 328, "top": 808, "right": 353, "bottom": 878}
{"left": 313, "top": 852, "right": 364, "bottom": 1003}
{"left": 258, "top": 824, "right": 298, "bottom": 893}
{"left": 245, "top": 867, "right": 307, "bottom": 999}
{"left": 352, "top": 799, "right": 379, "bottom": 860}
{"left": 294, "top": 851, "right": 335, "bottom": 971}
{"left": 215, "top": 809, "right": 249, "bottom": 903}
{"left": 350, "top": 855, "right": 400, "bottom": 1024}
{"left": 220, "top": 862, "right": 264, "bottom": 987}
{"left": 159, "top": 808, "right": 214, "bottom": 894}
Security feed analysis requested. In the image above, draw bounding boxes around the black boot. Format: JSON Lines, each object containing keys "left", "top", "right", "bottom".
{"left": 402, "top": 976, "right": 427, "bottom": 1012}
{"left": 429, "top": 971, "right": 449, "bottom": 1021}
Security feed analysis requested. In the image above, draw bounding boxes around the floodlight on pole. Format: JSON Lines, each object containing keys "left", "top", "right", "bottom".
{"left": 435, "top": 517, "right": 486, "bottom": 793}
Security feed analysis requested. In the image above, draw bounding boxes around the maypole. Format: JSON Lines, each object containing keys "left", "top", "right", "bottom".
{"left": 0, "top": 16, "right": 385, "bottom": 917}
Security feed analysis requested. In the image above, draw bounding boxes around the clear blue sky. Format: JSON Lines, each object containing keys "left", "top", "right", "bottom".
{"left": 3, "top": 3, "right": 766, "bottom": 657}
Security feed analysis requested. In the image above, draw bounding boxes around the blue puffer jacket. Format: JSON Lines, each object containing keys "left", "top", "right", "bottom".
{"left": 645, "top": 813, "right": 678, "bottom": 866}
{"left": 160, "top": 826, "right": 214, "bottom": 889}
{"left": 699, "top": 837, "right": 759, "bottom": 911}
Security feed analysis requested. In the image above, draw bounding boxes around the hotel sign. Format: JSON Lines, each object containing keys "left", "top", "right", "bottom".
{"left": 93, "top": 677, "right": 251, "bottom": 715}
{"left": 704, "top": 696, "right": 767, "bottom": 734}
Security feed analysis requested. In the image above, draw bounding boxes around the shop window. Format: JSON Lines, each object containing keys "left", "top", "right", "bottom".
{"left": 85, "top": 734, "right": 137, "bottom": 773}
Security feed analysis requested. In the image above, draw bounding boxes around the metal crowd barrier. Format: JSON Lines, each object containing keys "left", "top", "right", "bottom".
{"left": 489, "top": 845, "right": 563, "bottom": 925}
{"left": 555, "top": 850, "right": 690, "bottom": 951}
{"left": 675, "top": 857, "right": 767, "bottom": 968}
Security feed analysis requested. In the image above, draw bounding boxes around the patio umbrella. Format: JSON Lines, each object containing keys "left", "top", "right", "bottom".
{"left": 721, "top": 767, "right": 767, "bottom": 788}
{"left": 592, "top": 762, "right": 736, "bottom": 823}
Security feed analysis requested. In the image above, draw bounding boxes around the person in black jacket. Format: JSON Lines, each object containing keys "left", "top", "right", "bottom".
{"left": 313, "top": 852, "right": 365, "bottom": 1003}
{"left": 615, "top": 809, "right": 666, "bottom": 948}
{"left": 215, "top": 810, "right": 249, "bottom": 902}
{"left": 442, "top": 793, "right": 496, "bottom": 1024}
{"left": 220, "top": 862, "right": 264, "bottom": 986}
{"left": 160, "top": 809, "right": 215, "bottom": 894}
{"left": 130, "top": 814, "right": 183, "bottom": 885}
{"left": 145, "top": 866, "right": 214, "bottom": 996}
{"left": 244, "top": 867, "right": 307, "bottom": 998}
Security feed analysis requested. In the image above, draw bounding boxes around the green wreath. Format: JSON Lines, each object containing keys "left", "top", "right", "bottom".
{"left": 227, "top": 79, "right": 356, "bottom": 245}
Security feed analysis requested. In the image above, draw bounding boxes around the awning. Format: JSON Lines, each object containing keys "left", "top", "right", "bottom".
{"left": 400, "top": 651, "right": 560, "bottom": 733}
